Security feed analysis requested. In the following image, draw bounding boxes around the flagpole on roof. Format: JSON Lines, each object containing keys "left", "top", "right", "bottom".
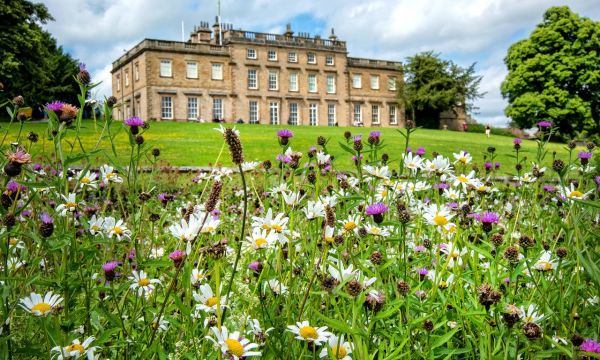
{"left": 218, "top": 0, "right": 222, "bottom": 46}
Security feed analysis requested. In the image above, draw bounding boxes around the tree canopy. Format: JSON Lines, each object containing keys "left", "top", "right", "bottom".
{"left": 0, "top": 0, "right": 79, "bottom": 109}
{"left": 501, "top": 6, "right": 600, "bottom": 141}
{"left": 398, "top": 51, "right": 484, "bottom": 129}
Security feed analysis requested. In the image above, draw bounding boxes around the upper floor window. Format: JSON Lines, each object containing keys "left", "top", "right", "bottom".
{"left": 352, "top": 74, "right": 362, "bottom": 89}
{"left": 116, "top": 75, "right": 120, "bottom": 92}
{"left": 288, "top": 52, "right": 297, "bottom": 63}
{"left": 289, "top": 72, "right": 298, "bottom": 92}
{"left": 212, "top": 63, "right": 223, "bottom": 80}
{"left": 326, "top": 74, "right": 336, "bottom": 94}
{"left": 247, "top": 48, "right": 257, "bottom": 59}
{"left": 268, "top": 70, "right": 279, "bottom": 91}
{"left": 307, "top": 53, "right": 316, "bottom": 64}
{"left": 388, "top": 76, "right": 397, "bottom": 91}
{"left": 326, "top": 55, "right": 334, "bottom": 66}
{"left": 124, "top": 72, "right": 129, "bottom": 86}
{"left": 371, "top": 75, "right": 380, "bottom": 90}
{"left": 308, "top": 74, "right": 317, "bottom": 93}
{"left": 267, "top": 50, "right": 277, "bottom": 61}
{"left": 134, "top": 63, "right": 139, "bottom": 81}
{"left": 186, "top": 62, "right": 198, "bottom": 79}
{"left": 247, "top": 69, "right": 258, "bottom": 89}
{"left": 160, "top": 60, "right": 172, "bottom": 77}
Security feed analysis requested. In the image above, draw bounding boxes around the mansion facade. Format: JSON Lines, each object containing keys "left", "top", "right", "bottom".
{"left": 111, "top": 21, "right": 404, "bottom": 127}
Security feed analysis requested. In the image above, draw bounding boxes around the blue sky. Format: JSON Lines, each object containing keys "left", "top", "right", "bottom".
{"left": 42, "top": 0, "right": 600, "bottom": 127}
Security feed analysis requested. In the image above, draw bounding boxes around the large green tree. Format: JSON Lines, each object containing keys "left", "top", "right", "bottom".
{"left": 501, "top": 6, "right": 600, "bottom": 141}
{"left": 399, "top": 51, "right": 483, "bottom": 129}
{"left": 0, "top": 0, "right": 79, "bottom": 109}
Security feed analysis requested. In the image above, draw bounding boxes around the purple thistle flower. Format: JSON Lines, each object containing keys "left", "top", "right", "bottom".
{"left": 78, "top": 62, "right": 87, "bottom": 71}
{"left": 6, "top": 180, "right": 20, "bottom": 192}
{"left": 102, "top": 260, "right": 119, "bottom": 281}
{"left": 365, "top": 203, "right": 388, "bottom": 216}
{"left": 495, "top": 162, "right": 501, "bottom": 169}
{"left": 537, "top": 121, "right": 552, "bottom": 128}
{"left": 580, "top": 339, "right": 600, "bottom": 354}
{"left": 543, "top": 185, "right": 556, "bottom": 192}
{"left": 21, "top": 210, "right": 31, "bottom": 218}
{"left": 578, "top": 151, "right": 592, "bottom": 159}
{"left": 128, "top": 248, "right": 136, "bottom": 261}
{"left": 513, "top": 138, "right": 522, "bottom": 145}
{"left": 434, "top": 182, "right": 449, "bottom": 190}
{"left": 447, "top": 202, "right": 458, "bottom": 209}
{"left": 46, "top": 101, "right": 65, "bottom": 112}
{"left": 124, "top": 116, "right": 144, "bottom": 127}
{"left": 353, "top": 135, "right": 362, "bottom": 142}
{"left": 40, "top": 212, "right": 54, "bottom": 224}
{"left": 248, "top": 261, "right": 262, "bottom": 273}
{"left": 169, "top": 250, "right": 185, "bottom": 268}
{"left": 414, "top": 245, "right": 426, "bottom": 252}
{"left": 484, "top": 161, "right": 493, "bottom": 170}
{"left": 479, "top": 212, "right": 499, "bottom": 224}
{"left": 277, "top": 129, "right": 294, "bottom": 138}
{"left": 595, "top": 175, "right": 600, "bottom": 186}
{"left": 416, "top": 147, "right": 426, "bottom": 156}
{"left": 32, "top": 163, "right": 42, "bottom": 171}
{"left": 503, "top": 277, "right": 511, "bottom": 284}
{"left": 405, "top": 147, "right": 412, "bottom": 153}
{"left": 369, "top": 131, "right": 381, "bottom": 139}
{"left": 352, "top": 154, "right": 364, "bottom": 161}
{"left": 415, "top": 290, "right": 427, "bottom": 299}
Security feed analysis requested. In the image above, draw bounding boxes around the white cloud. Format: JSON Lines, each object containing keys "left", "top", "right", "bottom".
{"left": 41, "top": 0, "right": 600, "bottom": 127}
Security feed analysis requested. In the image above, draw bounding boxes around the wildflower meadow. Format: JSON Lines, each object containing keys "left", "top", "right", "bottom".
{"left": 1, "top": 75, "right": 599, "bottom": 359}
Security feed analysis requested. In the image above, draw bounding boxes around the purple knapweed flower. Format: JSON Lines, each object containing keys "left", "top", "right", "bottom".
{"left": 414, "top": 245, "right": 426, "bottom": 253}
{"left": 366, "top": 203, "right": 388, "bottom": 224}
{"left": 248, "top": 261, "right": 263, "bottom": 273}
{"left": 484, "top": 162, "right": 493, "bottom": 170}
{"left": 46, "top": 101, "right": 65, "bottom": 112}
{"left": 169, "top": 250, "right": 185, "bottom": 268}
{"left": 580, "top": 339, "right": 600, "bottom": 354}
{"left": 537, "top": 121, "right": 552, "bottom": 128}
{"left": 369, "top": 131, "right": 381, "bottom": 139}
{"left": 447, "top": 202, "right": 458, "bottom": 209}
{"left": 543, "top": 185, "right": 556, "bottom": 192}
{"left": 277, "top": 129, "right": 294, "bottom": 138}
{"left": 513, "top": 138, "right": 522, "bottom": 145}
{"left": 6, "top": 180, "right": 20, "bottom": 193}
{"left": 353, "top": 135, "right": 362, "bottom": 142}
{"left": 124, "top": 116, "right": 145, "bottom": 127}
{"left": 578, "top": 151, "right": 592, "bottom": 159}
{"left": 495, "top": 162, "right": 501, "bottom": 169}
{"left": 416, "top": 147, "right": 426, "bottom": 156}
{"left": 40, "top": 212, "right": 54, "bottom": 224}
{"left": 102, "top": 261, "right": 119, "bottom": 281}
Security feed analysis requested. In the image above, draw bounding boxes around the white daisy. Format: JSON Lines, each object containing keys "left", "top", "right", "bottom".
{"left": 55, "top": 193, "right": 79, "bottom": 216}
{"left": 193, "top": 284, "right": 225, "bottom": 313}
{"left": 78, "top": 170, "right": 98, "bottom": 190}
{"left": 319, "top": 334, "right": 353, "bottom": 359}
{"left": 100, "top": 164, "right": 123, "bottom": 183}
{"left": 129, "top": 270, "right": 161, "bottom": 297}
{"left": 287, "top": 321, "right": 331, "bottom": 345}
{"left": 50, "top": 336, "right": 97, "bottom": 359}
{"left": 19, "top": 292, "right": 63, "bottom": 317}
{"left": 206, "top": 326, "right": 261, "bottom": 359}
{"left": 103, "top": 217, "right": 131, "bottom": 240}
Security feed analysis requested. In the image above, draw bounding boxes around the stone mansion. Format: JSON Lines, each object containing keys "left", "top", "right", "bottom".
{"left": 111, "top": 21, "right": 405, "bottom": 127}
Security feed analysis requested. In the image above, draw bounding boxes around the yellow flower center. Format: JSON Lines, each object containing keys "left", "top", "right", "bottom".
{"left": 138, "top": 278, "right": 150, "bottom": 286}
{"left": 538, "top": 261, "right": 553, "bottom": 271}
{"left": 370, "top": 227, "right": 381, "bottom": 234}
{"left": 195, "top": 273, "right": 204, "bottom": 280}
{"left": 299, "top": 326, "right": 318, "bottom": 340}
{"left": 255, "top": 238, "right": 268, "bottom": 248}
{"left": 206, "top": 296, "right": 218, "bottom": 307}
{"left": 381, "top": 190, "right": 388, "bottom": 197}
{"left": 271, "top": 224, "right": 282, "bottom": 232}
{"left": 525, "top": 316, "right": 534, "bottom": 322}
{"left": 344, "top": 221, "right": 356, "bottom": 231}
{"left": 440, "top": 281, "right": 448, "bottom": 288}
{"left": 203, "top": 226, "right": 215, "bottom": 233}
{"left": 433, "top": 215, "right": 448, "bottom": 226}
{"left": 106, "top": 173, "right": 115, "bottom": 179}
{"left": 261, "top": 224, "right": 271, "bottom": 230}
{"left": 112, "top": 227, "right": 123, "bottom": 235}
{"left": 324, "top": 236, "right": 334, "bottom": 243}
{"left": 224, "top": 339, "right": 244, "bottom": 357}
{"left": 81, "top": 177, "right": 90, "bottom": 184}
{"left": 458, "top": 175, "right": 469, "bottom": 183}
{"left": 91, "top": 225, "right": 100, "bottom": 232}
{"left": 332, "top": 345, "right": 347, "bottom": 359}
{"left": 451, "top": 251, "right": 460, "bottom": 258}
{"left": 66, "top": 344, "right": 85, "bottom": 354}
{"left": 459, "top": 157, "right": 467, "bottom": 164}
{"left": 66, "top": 202, "right": 77, "bottom": 209}
{"left": 31, "top": 302, "right": 52, "bottom": 315}
{"left": 9, "top": 239, "right": 17, "bottom": 246}
{"left": 569, "top": 190, "right": 583, "bottom": 198}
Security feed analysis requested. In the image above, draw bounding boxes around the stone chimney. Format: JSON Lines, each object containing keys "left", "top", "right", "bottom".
{"left": 284, "top": 23, "right": 294, "bottom": 38}
{"left": 191, "top": 21, "right": 212, "bottom": 43}
{"left": 329, "top": 28, "right": 337, "bottom": 41}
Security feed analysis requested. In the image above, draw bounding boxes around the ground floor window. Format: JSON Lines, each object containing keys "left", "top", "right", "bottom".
{"left": 269, "top": 101, "right": 279, "bottom": 125}
{"left": 353, "top": 104, "right": 361, "bottom": 124}
{"left": 161, "top": 96, "right": 173, "bottom": 119}
{"left": 372, "top": 104, "right": 380, "bottom": 124}
{"left": 249, "top": 101, "right": 259, "bottom": 124}
{"left": 309, "top": 103, "right": 318, "bottom": 126}
{"left": 289, "top": 102, "right": 298, "bottom": 125}
{"left": 327, "top": 104, "right": 336, "bottom": 126}
{"left": 187, "top": 97, "right": 198, "bottom": 120}
{"left": 389, "top": 105, "right": 397, "bottom": 125}
{"left": 212, "top": 98, "right": 223, "bottom": 120}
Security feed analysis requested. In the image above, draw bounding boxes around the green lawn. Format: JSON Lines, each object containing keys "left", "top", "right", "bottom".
{"left": 1, "top": 120, "right": 575, "bottom": 172}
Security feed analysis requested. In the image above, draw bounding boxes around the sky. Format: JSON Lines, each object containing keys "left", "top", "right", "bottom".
{"left": 41, "top": 0, "right": 600, "bottom": 127}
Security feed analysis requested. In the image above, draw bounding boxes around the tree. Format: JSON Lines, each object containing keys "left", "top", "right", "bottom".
{"left": 0, "top": 0, "right": 79, "bottom": 109}
{"left": 501, "top": 6, "right": 600, "bottom": 141}
{"left": 398, "top": 51, "right": 483, "bottom": 129}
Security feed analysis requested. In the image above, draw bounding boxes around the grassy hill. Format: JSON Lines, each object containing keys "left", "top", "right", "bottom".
{"left": 1, "top": 120, "right": 576, "bottom": 172}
